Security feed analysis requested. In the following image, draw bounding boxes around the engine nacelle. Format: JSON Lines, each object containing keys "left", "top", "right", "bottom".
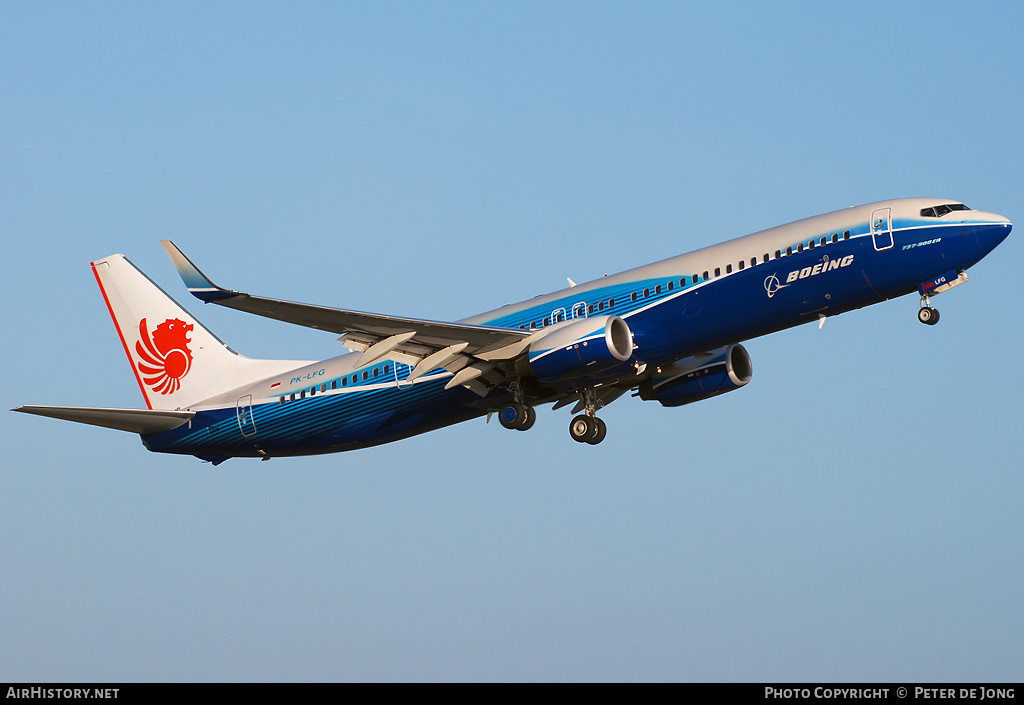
{"left": 638, "top": 344, "right": 752, "bottom": 407}
{"left": 522, "top": 315, "right": 634, "bottom": 383}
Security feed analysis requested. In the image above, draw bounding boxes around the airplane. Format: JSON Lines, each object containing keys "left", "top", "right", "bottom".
{"left": 14, "top": 197, "right": 1011, "bottom": 464}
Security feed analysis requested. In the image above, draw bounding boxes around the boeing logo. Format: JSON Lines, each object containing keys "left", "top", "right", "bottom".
{"left": 785, "top": 254, "right": 855, "bottom": 283}
{"left": 764, "top": 273, "right": 788, "bottom": 298}
{"left": 764, "top": 255, "right": 856, "bottom": 298}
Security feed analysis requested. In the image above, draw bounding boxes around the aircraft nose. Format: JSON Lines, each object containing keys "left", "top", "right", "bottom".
{"left": 976, "top": 212, "right": 1012, "bottom": 255}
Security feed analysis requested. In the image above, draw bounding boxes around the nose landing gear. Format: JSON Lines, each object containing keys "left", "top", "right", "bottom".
{"left": 916, "top": 271, "right": 969, "bottom": 325}
{"left": 918, "top": 294, "right": 940, "bottom": 326}
{"left": 917, "top": 305, "right": 940, "bottom": 325}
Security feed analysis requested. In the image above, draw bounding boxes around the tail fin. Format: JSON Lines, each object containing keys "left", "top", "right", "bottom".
{"left": 92, "top": 254, "right": 311, "bottom": 410}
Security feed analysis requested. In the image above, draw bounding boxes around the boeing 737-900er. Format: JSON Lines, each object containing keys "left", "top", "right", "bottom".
{"left": 14, "top": 198, "right": 1011, "bottom": 464}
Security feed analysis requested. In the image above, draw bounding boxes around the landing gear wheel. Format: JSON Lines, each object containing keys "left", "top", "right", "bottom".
{"left": 499, "top": 402, "right": 527, "bottom": 430}
{"left": 519, "top": 404, "right": 536, "bottom": 432}
{"left": 569, "top": 415, "right": 593, "bottom": 443}
{"left": 586, "top": 417, "right": 607, "bottom": 445}
{"left": 499, "top": 402, "right": 536, "bottom": 431}
{"left": 918, "top": 306, "right": 940, "bottom": 325}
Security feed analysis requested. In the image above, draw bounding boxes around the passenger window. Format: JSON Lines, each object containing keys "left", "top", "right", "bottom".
{"left": 680, "top": 278, "right": 687, "bottom": 287}
{"left": 763, "top": 254, "right": 769, "bottom": 263}
{"left": 331, "top": 380, "right": 337, "bottom": 390}
{"left": 667, "top": 280, "right": 674, "bottom": 290}
{"left": 738, "top": 261, "right": 744, "bottom": 271}
{"left": 310, "top": 386, "right": 315, "bottom": 396}
{"left": 797, "top": 244, "right": 803, "bottom": 253}
{"left": 702, "top": 271, "right": 709, "bottom": 281}
{"left": 820, "top": 237, "right": 826, "bottom": 246}
{"left": 655, "top": 285, "right": 661, "bottom": 294}
{"left": 543, "top": 318, "right": 550, "bottom": 326}
{"left": 843, "top": 230, "right": 850, "bottom": 239}
{"left": 362, "top": 371, "right": 368, "bottom": 381}
{"left": 786, "top": 247, "right": 792, "bottom": 256}
{"left": 831, "top": 234, "right": 838, "bottom": 243}
{"left": 320, "top": 383, "right": 327, "bottom": 393}
{"left": 279, "top": 396, "right": 285, "bottom": 405}
{"left": 807, "top": 241, "right": 814, "bottom": 250}
{"left": 300, "top": 390, "right": 306, "bottom": 399}
{"left": 775, "top": 250, "right": 781, "bottom": 259}
{"left": 373, "top": 368, "right": 379, "bottom": 378}
{"left": 630, "top": 292, "right": 637, "bottom": 302}
{"left": 714, "top": 267, "right": 721, "bottom": 277}
{"left": 726, "top": 264, "right": 733, "bottom": 273}
{"left": 608, "top": 298, "right": 615, "bottom": 308}
{"left": 587, "top": 305, "right": 594, "bottom": 314}
{"left": 342, "top": 377, "right": 348, "bottom": 387}
{"left": 290, "top": 392, "right": 296, "bottom": 402}
{"left": 384, "top": 365, "right": 390, "bottom": 375}
{"left": 643, "top": 288, "right": 650, "bottom": 297}
{"left": 597, "top": 302, "right": 604, "bottom": 311}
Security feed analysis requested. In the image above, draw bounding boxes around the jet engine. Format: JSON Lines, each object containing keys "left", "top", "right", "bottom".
{"left": 520, "top": 314, "right": 634, "bottom": 384}
{"left": 638, "top": 344, "right": 752, "bottom": 407}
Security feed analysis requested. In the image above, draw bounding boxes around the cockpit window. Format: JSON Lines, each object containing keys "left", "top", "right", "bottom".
{"left": 921, "top": 203, "right": 970, "bottom": 217}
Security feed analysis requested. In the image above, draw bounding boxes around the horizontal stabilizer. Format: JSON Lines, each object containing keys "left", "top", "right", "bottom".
{"left": 13, "top": 406, "right": 195, "bottom": 435}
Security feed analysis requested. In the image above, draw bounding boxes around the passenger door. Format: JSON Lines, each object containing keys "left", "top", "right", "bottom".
{"left": 236, "top": 395, "right": 257, "bottom": 437}
{"left": 871, "top": 207, "right": 894, "bottom": 251}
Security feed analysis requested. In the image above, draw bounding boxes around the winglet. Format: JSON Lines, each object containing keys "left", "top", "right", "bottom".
{"left": 160, "top": 240, "right": 241, "bottom": 302}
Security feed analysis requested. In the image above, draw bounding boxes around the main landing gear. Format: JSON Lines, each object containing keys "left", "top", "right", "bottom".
{"left": 918, "top": 294, "right": 940, "bottom": 326}
{"left": 498, "top": 378, "right": 536, "bottom": 431}
{"left": 568, "top": 388, "right": 607, "bottom": 445}
{"left": 498, "top": 383, "right": 608, "bottom": 445}
{"left": 569, "top": 414, "right": 607, "bottom": 445}
{"left": 498, "top": 401, "right": 536, "bottom": 431}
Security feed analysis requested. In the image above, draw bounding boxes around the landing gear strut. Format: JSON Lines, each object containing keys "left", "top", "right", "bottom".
{"left": 918, "top": 295, "right": 940, "bottom": 326}
{"left": 568, "top": 389, "right": 607, "bottom": 445}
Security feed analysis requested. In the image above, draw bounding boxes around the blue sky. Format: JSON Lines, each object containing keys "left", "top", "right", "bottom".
{"left": 2, "top": 2, "right": 1022, "bottom": 681}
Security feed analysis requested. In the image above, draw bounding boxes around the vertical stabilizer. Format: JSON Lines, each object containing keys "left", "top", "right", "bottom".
{"left": 91, "top": 254, "right": 311, "bottom": 410}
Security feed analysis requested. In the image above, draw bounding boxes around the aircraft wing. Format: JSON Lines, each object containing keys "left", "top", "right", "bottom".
{"left": 162, "top": 241, "right": 533, "bottom": 393}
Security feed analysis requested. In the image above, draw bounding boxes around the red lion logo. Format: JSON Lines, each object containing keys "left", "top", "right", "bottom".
{"left": 136, "top": 317, "right": 194, "bottom": 395}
